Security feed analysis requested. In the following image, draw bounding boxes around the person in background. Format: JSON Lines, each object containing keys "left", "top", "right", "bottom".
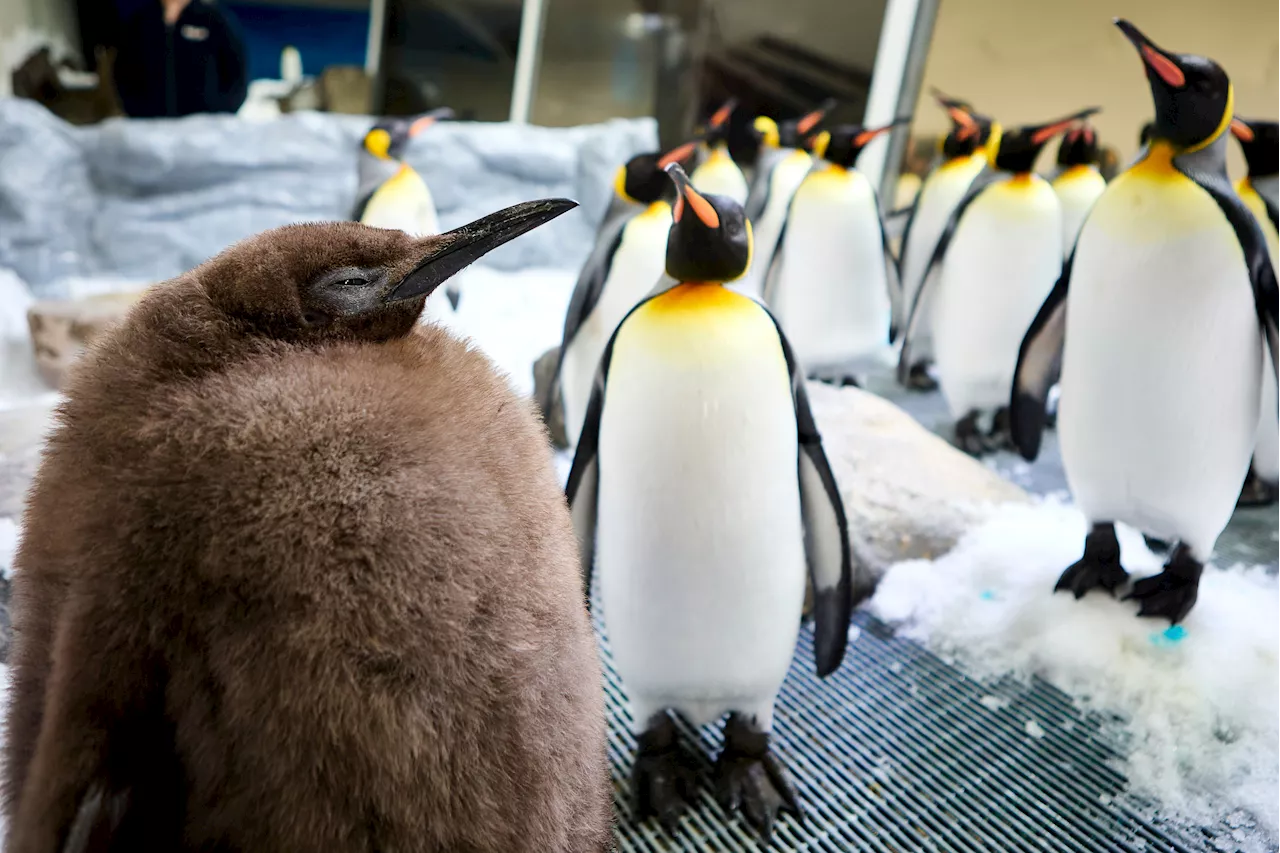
{"left": 113, "top": 0, "right": 248, "bottom": 118}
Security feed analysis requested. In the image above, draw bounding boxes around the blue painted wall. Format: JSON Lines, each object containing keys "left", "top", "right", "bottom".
{"left": 222, "top": 2, "right": 370, "bottom": 80}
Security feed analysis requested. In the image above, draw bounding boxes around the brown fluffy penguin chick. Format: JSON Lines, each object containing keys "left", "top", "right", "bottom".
{"left": 4, "top": 201, "right": 614, "bottom": 853}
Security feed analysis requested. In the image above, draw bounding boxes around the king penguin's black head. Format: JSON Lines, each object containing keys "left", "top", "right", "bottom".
{"left": 774, "top": 99, "right": 835, "bottom": 149}
{"left": 1055, "top": 122, "right": 1101, "bottom": 168}
{"left": 698, "top": 98, "right": 738, "bottom": 146}
{"left": 932, "top": 89, "right": 997, "bottom": 159}
{"left": 1116, "top": 19, "right": 1231, "bottom": 152}
{"left": 1230, "top": 118, "right": 1279, "bottom": 178}
{"left": 992, "top": 108, "right": 1100, "bottom": 173}
{"left": 362, "top": 107, "right": 455, "bottom": 161}
{"left": 614, "top": 142, "right": 697, "bottom": 206}
{"left": 663, "top": 163, "right": 751, "bottom": 283}
{"left": 814, "top": 121, "right": 902, "bottom": 169}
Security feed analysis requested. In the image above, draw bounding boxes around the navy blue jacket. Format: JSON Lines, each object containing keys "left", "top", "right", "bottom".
{"left": 114, "top": 0, "right": 248, "bottom": 118}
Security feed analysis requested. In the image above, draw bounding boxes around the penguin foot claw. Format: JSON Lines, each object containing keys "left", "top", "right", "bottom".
{"left": 1124, "top": 544, "right": 1202, "bottom": 624}
{"left": 905, "top": 363, "right": 938, "bottom": 392}
{"left": 631, "top": 718, "right": 699, "bottom": 834}
{"left": 1237, "top": 471, "right": 1279, "bottom": 507}
{"left": 714, "top": 715, "right": 801, "bottom": 840}
{"left": 1055, "top": 522, "right": 1127, "bottom": 599}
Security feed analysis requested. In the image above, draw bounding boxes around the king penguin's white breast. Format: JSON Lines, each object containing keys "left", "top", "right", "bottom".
{"left": 1058, "top": 156, "right": 1262, "bottom": 553}
{"left": 1053, "top": 165, "right": 1107, "bottom": 258}
{"left": 595, "top": 285, "right": 806, "bottom": 721}
{"left": 737, "top": 150, "right": 812, "bottom": 298}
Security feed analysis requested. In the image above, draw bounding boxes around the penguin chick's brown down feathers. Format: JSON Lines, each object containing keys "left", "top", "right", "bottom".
{"left": 3, "top": 204, "right": 613, "bottom": 853}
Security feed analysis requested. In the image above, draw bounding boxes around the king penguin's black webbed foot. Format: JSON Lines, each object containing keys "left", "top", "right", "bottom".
{"left": 953, "top": 411, "right": 993, "bottom": 456}
{"left": 631, "top": 714, "right": 699, "bottom": 834}
{"left": 1056, "top": 522, "right": 1128, "bottom": 599}
{"left": 905, "top": 362, "right": 938, "bottom": 391}
{"left": 1237, "top": 469, "right": 1279, "bottom": 507}
{"left": 714, "top": 714, "right": 801, "bottom": 840}
{"left": 838, "top": 375, "right": 861, "bottom": 388}
{"left": 1125, "top": 543, "right": 1203, "bottom": 624}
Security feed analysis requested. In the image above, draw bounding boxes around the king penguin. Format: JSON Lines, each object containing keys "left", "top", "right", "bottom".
{"left": 690, "top": 99, "right": 750, "bottom": 205}
{"left": 737, "top": 100, "right": 834, "bottom": 298}
{"left": 1010, "top": 21, "right": 1278, "bottom": 623}
{"left": 1230, "top": 117, "right": 1279, "bottom": 506}
{"left": 1051, "top": 121, "right": 1108, "bottom": 257}
{"left": 896, "top": 92, "right": 1000, "bottom": 391}
{"left": 552, "top": 141, "right": 697, "bottom": 446}
{"left": 763, "top": 122, "right": 904, "bottom": 385}
{"left": 565, "top": 163, "right": 860, "bottom": 838}
{"left": 3, "top": 200, "right": 616, "bottom": 850}
{"left": 899, "top": 106, "right": 1098, "bottom": 454}
{"left": 353, "top": 109, "right": 460, "bottom": 324}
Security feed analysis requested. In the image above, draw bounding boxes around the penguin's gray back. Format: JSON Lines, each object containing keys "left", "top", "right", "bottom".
{"left": 7, "top": 284, "right": 611, "bottom": 851}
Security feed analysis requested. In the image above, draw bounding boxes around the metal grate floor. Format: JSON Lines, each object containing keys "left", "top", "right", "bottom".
{"left": 599, "top": 607, "right": 1240, "bottom": 853}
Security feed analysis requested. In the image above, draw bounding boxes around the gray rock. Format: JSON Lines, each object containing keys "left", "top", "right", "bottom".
{"left": 806, "top": 382, "right": 1030, "bottom": 580}
{"left": 532, "top": 345, "right": 569, "bottom": 450}
{"left": 0, "top": 98, "right": 657, "bottom": 295}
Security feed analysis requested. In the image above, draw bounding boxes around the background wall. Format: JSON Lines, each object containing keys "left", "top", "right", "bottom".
{"left": 911, "top": 0, "right": 1280, "bottom": 175}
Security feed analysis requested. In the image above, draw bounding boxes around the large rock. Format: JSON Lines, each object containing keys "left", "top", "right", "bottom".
{"left": 0, "top": 99, "right": 658, "bottom": 295}
{"left": 26, "top": 290, "right": 144, "bottom": 389}
{"left": 807, "top": 382, "right": 1030, "bottom": 579}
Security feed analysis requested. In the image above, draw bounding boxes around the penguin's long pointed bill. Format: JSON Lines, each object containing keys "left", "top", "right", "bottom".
{"left": 797, "top": 98, "right": 837, "bottom": 135}
{"left": 853, "top": 119, "right": 910, "bottom": 148}
{"left": 386, "top": 199, "right": 578, "bottom": 302}
{"left": 1231, "top": 118, "right": 1255, "bottom": 142}
{"left": 1029, "top": 108, "right": 1102, "bottom": 145}
{"left": 409, "top": 107, "right": 455, "bottom": 137}
{"left": 665, "top": 165, "right": 719, "bottom": 228}
{"left": 1115, "top": 19, "right": 1186, "bottom": 88}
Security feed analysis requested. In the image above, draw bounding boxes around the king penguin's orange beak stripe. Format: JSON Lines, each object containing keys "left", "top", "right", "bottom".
{"left": 1231, "top": 119, "right": 1255, "bottom": 142}
{"left": 854, "top": 125, "right": 896, "bottom": 147}
{"left": 410, "top": 116, "right": 436, "bottom": 137}
{"left": 682, "top": 187, "right": 719, "bottom": 228}
{"left": 659, "top": 141, "right": 698, "bottom": 168}
{"left": 1141, "top": 45, "right": 1185, "bottom": 88}
{"left": 1031, "top": 118, "right": 1080, "bottom": 145}
{"left": 709, "top": 100, "right": 735, "bottom": 129}
{"left": 797, "top": 108, "right": 825, "bottom": 135}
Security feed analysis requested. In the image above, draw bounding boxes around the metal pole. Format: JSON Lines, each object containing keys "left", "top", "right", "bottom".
{"left": 509, "top": 0, "right": 549, "bottom": 124}
{"left": 857, "top": 0, "right": 937, "bottom": 202}
{"left": 364, "top": 0, "right": 387, "bottom": 77}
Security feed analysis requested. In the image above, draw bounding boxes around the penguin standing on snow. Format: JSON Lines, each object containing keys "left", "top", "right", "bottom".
{"left": 551, "top": 141, "right": 697, "bottom": 446}
{"left": 566, "top": 163, "right": 861, "bottom": 838}
{"left": 3, "top": 200, "right": 615, "bottom": 850}
{"left": 1010, "top": 21, "right": 1278, "bottom": 623}
{"left": 896, "top": 92, "right": 1000, "bottom": 391}
{"left": 899, "top": 106, "right": 1099, "bottom": 454}
{"left": 1229, "top": 117, "right": 1279, "bottom": 506}
{"left": 1051, "top": 121, "right": 1108, "bottom": 256}
{"left": 690, "top": 99, "right": 750, "bottom": 205}
{"left": 354, "top": 109, "right": 460, "bottom": 323}
{"left": 737, "top": 101, "right": 834, "bottom": 298}
{"left": 764, "top": 122, "right": 904, "bottom": 385}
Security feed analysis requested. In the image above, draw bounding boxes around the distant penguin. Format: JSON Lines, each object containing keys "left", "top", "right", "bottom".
{"left": 566, "top": 163, "right": 860, "bottom": 838}
{"left": 1230, "top": 117, "right": 1279, "bottom": 507}
{"left": 1051, "top": 121, "right": 1107, "bottom": 256}
{"left": 1011, "top": 21, "right": 1278, "bottom": 624}
{"left": 763, "top": 123, "right": 903, "bottom": 384}
{"left": 3, "top": 202, "right": 614, "bottom": 850}
{"left": 737, "top": 101, "right": 833, "bottom": 298}
{"left": 690, "top": 99, "right": 749, "bottom": 204}
{"left": 896, "top": 92, "right": 1000, "bottom": 391}
{"left": 354, "top": 109, "right": 460, "bottom": 323}
{"left": 552, "top": 141, "right": 697, "bottom": 446}
{"left": 899, "top": 106, "right": 1098, "bottom": 454}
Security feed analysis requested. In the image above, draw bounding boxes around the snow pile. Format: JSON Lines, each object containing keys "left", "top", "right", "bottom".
{"left": 450, "top": 265, "right": 575, "bottom": 397}
{"left": 0, "top": 517, "right": 16, "bottom": 580}
{"left": 871, "top": 500, "right": 1279, "bottom": 843}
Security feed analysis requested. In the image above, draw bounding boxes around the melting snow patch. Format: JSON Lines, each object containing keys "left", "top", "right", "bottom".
{"left": 870, "top": 500, "right": 1279, "bottom": 845}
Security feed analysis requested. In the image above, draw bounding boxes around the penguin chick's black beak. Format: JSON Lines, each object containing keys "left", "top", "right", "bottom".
{"left": 387, "top": 199, "right": 577, "bottom": 301}
{"left": 1115, "top": 19, "right": 1186, "bottom": 89}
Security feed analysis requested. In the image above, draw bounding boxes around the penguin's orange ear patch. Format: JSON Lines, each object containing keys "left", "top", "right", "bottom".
{"left": 683, "top": 188, "right": 719, "bottom": 228}
{"left": 1231, "top": 119, "right": 1255, "bottom": 142}
{"left": 1142, "top": 45, "right": 1185, "bottom": 88}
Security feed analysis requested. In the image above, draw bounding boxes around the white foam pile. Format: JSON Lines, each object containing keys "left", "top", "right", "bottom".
{"left": 870, "top": 499, "right": 1279, "bottom": 848}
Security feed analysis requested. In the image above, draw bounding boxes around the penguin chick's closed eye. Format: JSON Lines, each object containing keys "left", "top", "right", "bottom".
{"left": 3, "top": 206, "right": 613, "bottom": 852}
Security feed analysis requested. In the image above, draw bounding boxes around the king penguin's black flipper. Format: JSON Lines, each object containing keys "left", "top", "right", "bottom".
{"left": 545, "top": 214, "right": 631, "bottom": 413}
{"left": 760, "top": 309, "right": 856, "bottom": 678}
{"left": 1010, "top": 254, "right": 1073, "bottom": 462}
{"left": 878, "top": 210, "right": 904, "bottom": 343}
{"left": 1263, "top": 195, "right": 1279, "bottom": 231}
{"left": 896, "top": 167, "right": 1001, "bottom": 384}
{"left": 1178, "top": 163, "right": 1280, "bottom": 379}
